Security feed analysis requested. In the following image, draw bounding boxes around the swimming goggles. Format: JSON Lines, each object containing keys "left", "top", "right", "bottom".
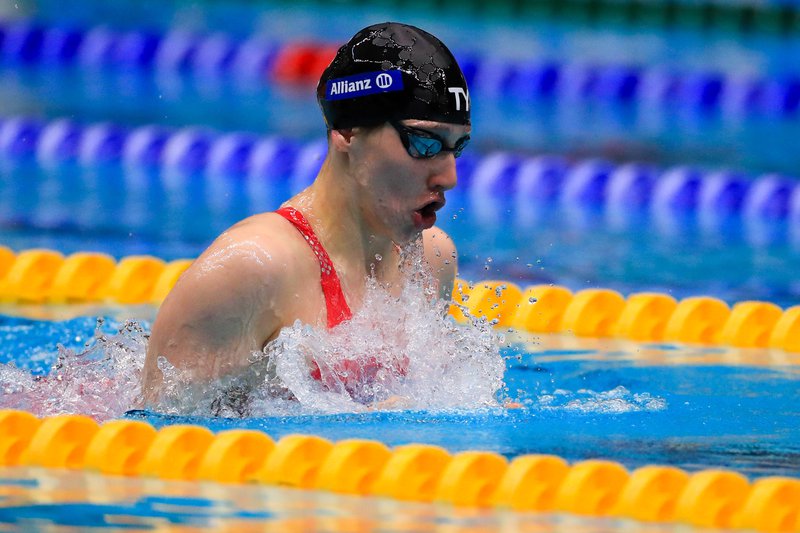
{"left": 389, "top": 120, "right": 470, "bottom": 159}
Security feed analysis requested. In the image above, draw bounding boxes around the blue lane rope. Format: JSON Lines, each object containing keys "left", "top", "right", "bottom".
{"left": 0, "top": 115, "right": 798, "bottom": 224}
{"left": 2, "top": 19, "right": 800, "bottom": 117}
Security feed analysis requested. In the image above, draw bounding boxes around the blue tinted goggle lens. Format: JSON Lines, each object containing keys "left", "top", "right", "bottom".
{"left": 391, "top": 121, "right": 469, "bottom": 159}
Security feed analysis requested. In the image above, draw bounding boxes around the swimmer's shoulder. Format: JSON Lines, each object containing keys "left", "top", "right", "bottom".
{"left": 149, "top": 210, "right": 327, "bottom": 357}
{"left": 198, "top": 214, "right": 294, "bottom": 274}
{"left": 170, "top": 213, "right": 309, "bottom": 306}
{"left": 422, "top": 226, "right": 457, "bottom": 299}
{"left": 147, "top": 214, "right": 302, "bottom": 390}
{"left": 227, "top": 211, "right": 324, "bottom": 270}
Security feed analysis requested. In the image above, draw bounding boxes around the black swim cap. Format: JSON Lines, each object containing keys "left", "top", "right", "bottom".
{"left": 317, "top": 22, "right": 470, "bottom": 130}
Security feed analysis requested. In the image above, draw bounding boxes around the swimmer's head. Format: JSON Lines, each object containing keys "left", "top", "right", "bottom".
{"left": 317, "top": 22, "right": 470, "bottom": 131}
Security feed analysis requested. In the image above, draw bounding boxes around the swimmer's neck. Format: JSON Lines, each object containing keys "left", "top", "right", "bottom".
{"left": 288, "top": 157, "right": 400, "bottom": 279}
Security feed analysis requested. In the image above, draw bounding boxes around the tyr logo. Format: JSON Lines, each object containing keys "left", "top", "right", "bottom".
{"left": 448, "top": 87, "right": 470, "bottom": 112}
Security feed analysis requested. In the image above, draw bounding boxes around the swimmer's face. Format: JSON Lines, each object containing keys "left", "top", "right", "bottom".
{"left": 348, "top": 120, "right": 470, "bottom": 243}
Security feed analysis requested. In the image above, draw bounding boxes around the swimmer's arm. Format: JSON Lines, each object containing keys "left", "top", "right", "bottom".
{"left": 422, "top": 226, "right": 458, "bottom": 301}
{"left": 142, "top": 232, "right": 283, "bottom": 405}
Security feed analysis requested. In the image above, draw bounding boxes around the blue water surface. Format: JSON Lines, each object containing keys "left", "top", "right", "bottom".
{"left": 1, "top": 1, "right": 799, "bottom": 531}
{"left": 129, "top": 360, "right": 800, "bottom": 479}
{"left": 3, "top": 313, "right": 798, "bottom": 480}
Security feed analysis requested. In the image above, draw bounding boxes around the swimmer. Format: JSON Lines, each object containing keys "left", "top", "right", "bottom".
{"left": 142, "top": 22, "right": 471, "bottom": 409}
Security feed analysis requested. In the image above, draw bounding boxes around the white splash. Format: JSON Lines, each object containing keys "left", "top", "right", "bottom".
{"left": 155, "top": 242, "right": 507, "bottom": 416}
{"left": 0, "top": 241, "right": 506, "bottom": 420}
{"left": 254, "top": 277, "right": 505, "bottom": 414}
{"left": 535, "top": 386, "right": 667, "bottom": 414}
{"left": 0, "top": 319, "right": 147, "bottom": 422}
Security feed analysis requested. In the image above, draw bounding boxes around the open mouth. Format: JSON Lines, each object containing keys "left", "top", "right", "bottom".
{"left": 412, "top": 199, "right": 445, "bottom": 230}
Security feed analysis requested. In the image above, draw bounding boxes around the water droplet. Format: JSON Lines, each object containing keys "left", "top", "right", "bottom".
{"left": 374, "top": 254, "right": 382, "bottom": 261}
{"left": 529, "top": 297, "right": 537, "bottom": 303}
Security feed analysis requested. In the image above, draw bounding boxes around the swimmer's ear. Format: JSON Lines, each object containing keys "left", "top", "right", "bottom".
{"left": 330, "top": 128, "right": 356, "bottom": 152}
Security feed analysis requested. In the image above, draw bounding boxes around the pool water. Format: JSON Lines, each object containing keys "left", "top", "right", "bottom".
{"left": 1, "top": 308, "right": 798, "bottom": 529}
{"left": 0, "top": 466, "right": 701, "bottom": 531}
{"left": 2, "top": 158, "right": 799, "bottom": 306}
{"left": 2, "top": 312, "right": 798, "bottom": 480}
{"left": 5, "top": 64, "right": 800, "bottom": 174}
{"left": 2, "top": 0, "right": 800, "bottom": 530}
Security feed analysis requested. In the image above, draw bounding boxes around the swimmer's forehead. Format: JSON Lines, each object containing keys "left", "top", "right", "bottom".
{"left": 402, "top": 119, "right": 471, "bottom": 138}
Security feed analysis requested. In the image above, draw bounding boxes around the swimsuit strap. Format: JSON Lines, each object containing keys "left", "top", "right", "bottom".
{"left": 275, "top": 206, "right": 353, "bottom": 328}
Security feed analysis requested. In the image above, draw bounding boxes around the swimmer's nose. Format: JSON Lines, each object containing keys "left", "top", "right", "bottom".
{"left": 429, "top": 155, "right": 458, "bottom": 192}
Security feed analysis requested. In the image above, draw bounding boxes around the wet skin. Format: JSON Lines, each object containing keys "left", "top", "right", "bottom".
{"left": 142, "top": 120, "right": 470, "bottom": 406}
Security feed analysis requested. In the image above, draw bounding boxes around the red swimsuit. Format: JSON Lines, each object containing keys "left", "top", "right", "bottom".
{"left": 276, "top": 206, "right": 407, "bottom": 394}
{"left": 276, "top": 206, "right": 352, "bottom": 328}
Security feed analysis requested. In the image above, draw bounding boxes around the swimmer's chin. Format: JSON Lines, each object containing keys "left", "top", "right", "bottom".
{"left": 391, "top": 228, "right": 428, "bottom": 247}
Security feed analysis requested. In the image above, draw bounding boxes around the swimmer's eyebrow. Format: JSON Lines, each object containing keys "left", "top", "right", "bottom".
{"left": 405, "top": 121, "right": 471, "bottom": 142}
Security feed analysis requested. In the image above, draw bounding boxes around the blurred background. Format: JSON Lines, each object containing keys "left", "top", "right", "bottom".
{"left": 1, "top": 0, "right": 799, "bottom": 305}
